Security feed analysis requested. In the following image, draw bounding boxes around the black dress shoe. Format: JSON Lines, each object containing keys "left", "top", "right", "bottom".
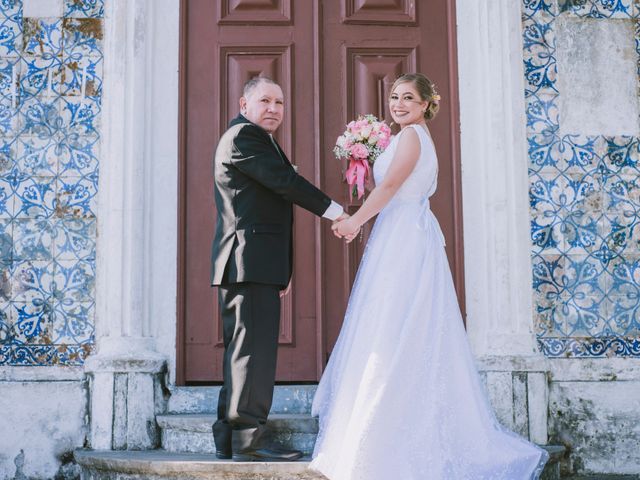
{"left": 216, "top": 449, "right": 232, "bottom": 460}
{"left": 232, "top": 446, "right": 303, "bottom": 462}
{"left": 212, "top": 423, "right": 231, "bottom": 459}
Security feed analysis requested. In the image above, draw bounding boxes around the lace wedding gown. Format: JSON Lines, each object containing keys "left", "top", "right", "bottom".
{"left": 310, "top": 125, "right": 548, "bottom": 479}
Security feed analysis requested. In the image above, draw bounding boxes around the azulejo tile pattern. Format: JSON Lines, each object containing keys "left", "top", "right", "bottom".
{"left": 0, "top": 0, "right": 102, "bottom": 366}
{"left": 523, "top": 0, "right": 640, "bottom": 356}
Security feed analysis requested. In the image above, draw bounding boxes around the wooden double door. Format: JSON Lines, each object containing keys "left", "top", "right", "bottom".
{"left": 178, "top": 0, "right": 463, "bottom": 384}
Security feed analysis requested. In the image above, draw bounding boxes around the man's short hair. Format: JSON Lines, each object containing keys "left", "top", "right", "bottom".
{"left": 243, "top": 76, "right": 279, "bottom": 97}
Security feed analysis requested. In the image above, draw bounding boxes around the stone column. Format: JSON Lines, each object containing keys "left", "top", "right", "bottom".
{"left": 84, "top": 0, "right": 179, "bottom": 450}
{"left": 457, "top": 0, "right": 538, "bottom": 357}
{"left": 456, "top": 0, "right": 549, "bottom": 444}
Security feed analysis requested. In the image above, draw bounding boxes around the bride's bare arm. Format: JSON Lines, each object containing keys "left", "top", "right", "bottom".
{"left": 333, "top": 127, "right": 421, "bottom": 238}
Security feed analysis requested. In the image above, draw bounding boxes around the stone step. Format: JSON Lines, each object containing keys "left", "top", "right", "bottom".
{"left": 543, "top": 445, "right": 566, "bottom": 480}
{"left": 157, "top": 413, "right": 318, "bottom": 455}
{"left": 167, "top": 386, "right": 317, "bottom": 415}
{"left": 74, "top": 450, "right": 324, "bottom": 480}
{"left": 75, "top": 447, "right": 566, "bottom": 480}
{"left": 562, "top": 476, "right": 640, "bottom": 479}
{"left": 157, "top": 413, "right": 565, "bottom": 478}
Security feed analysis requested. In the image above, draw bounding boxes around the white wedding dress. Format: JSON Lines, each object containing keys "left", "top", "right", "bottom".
{"left": 310, "top": 125, "right": 548, "bottom": 480}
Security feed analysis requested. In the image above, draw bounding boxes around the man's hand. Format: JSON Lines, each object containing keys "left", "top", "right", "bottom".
{"left": 332, "top": 216, "right": 361, "bottom": 241}
{"left": 343, "top": 231, "right": 359, "bottom": 243}
{"left": 332, "top": 212, "right": 350, "bottom": 238}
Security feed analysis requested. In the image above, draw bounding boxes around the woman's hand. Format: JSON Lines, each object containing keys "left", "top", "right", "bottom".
{"left": 332, "top": 217, "right": 361, "bottom": 242}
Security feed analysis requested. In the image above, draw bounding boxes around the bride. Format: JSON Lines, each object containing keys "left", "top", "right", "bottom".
{"left": 310, "top": 73, "right": 548, "bottom": 480}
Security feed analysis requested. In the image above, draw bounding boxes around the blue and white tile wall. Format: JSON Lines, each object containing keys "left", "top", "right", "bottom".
{"left": 523, "top": 0, "right": 640, "bottom": 356}
{"left": 0, "top": 0, "right": 102, "bottom": 366}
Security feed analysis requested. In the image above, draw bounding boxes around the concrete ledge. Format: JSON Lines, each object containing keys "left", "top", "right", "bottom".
{"left": 547, "top": 358, "right": 640, "bottom": 382}
{"left": 85, "top": 355, "right": 166, "bottom": 374}
{"left": 74, "top": 450, "right": 324, "bottom": 479}
{"left": 477, "top": 355, "right": 551, "bottom": 372}
{"left": 563, "top": 476, "right": 640, "bottom": 480}
{"left": 0, "top": 366, "right": 85, "bottom": 381}
{"left": 476, "top": 356, "right": 640, "bottom": 381}
{"left": 75, "top": 447, "right": 564, "bottom": 480}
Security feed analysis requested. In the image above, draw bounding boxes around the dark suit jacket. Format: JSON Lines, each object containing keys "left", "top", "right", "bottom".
{"left": 211, "top": 114, "right": 332, "bottom": 288}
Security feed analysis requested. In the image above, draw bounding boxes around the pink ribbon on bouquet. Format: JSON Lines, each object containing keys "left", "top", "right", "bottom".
{"left": 345, "top": 157, "right": 370, "bottom": 199}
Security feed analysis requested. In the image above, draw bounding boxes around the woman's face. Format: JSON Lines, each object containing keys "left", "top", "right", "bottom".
{"left": 389, "top": 82, "right": 428, "bottom": 127}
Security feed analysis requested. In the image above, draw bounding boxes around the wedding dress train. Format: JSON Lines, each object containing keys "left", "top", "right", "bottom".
{"left": 310, "top": 124, "right": 548, "bottom": 479}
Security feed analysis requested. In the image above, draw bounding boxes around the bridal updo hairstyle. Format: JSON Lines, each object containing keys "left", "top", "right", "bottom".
{"left": 390, "top": 73, "right": 440, "bottom": 122}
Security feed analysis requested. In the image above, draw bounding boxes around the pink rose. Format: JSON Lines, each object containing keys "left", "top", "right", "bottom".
{"left": 355, "top": 120, "right": 368, "bottom": 131}
{"left": 377, "top": 136, "right": 390, "bottom": 149}
{"left": 350, "top": 143, "right": 369, "bottom": 159}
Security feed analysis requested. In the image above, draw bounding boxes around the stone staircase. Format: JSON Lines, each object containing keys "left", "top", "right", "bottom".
{"left": 157, "top": 385, "right": 318, "bottom": 457}
{"left": 158, "top": 413, "right": 319, "bottom": 456}
{"left": 75, "top": 385, "right": 566, "bottom": 479}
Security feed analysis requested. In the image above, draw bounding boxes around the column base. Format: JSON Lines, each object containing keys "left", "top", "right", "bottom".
{"left": 477, "top": 355, "right": 550, "bottom": 445}
{"left": 85, "top": 341, "right": 168, "bottom": 451}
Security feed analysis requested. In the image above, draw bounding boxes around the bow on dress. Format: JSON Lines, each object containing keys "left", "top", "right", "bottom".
{"left": 417, "top": 197, "right": 446, "bottom": 247}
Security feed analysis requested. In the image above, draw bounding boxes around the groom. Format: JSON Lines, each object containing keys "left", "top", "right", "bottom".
{"left": 211, "top": 76, "right": 346, "bottom": 461}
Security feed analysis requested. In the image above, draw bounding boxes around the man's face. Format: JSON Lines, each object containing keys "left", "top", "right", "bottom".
{"left": 240, "top": 82, "right": 284, "bottom": 134}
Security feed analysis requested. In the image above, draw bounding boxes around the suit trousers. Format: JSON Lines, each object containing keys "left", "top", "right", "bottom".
{"left": 212, "top": 282, "right": 281, "bottom": 452}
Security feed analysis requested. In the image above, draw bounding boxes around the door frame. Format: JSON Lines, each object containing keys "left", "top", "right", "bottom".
{"left": 176, "top": 0, "right": 189, "bottom": 385}
{"left": 444, "top": 0, "right": 466, "bottom": 318}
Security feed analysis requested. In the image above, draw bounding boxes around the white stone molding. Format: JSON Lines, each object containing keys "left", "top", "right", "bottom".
{"left": 456, "top": 0, "right": 539, "bottom": 356}
{"left": 478, "top": 356, "right": 550, "bottom": 444}
{"left": 0, "top": 366, "right": 84, "bottom": 381}
{"left": 85, "top": 359, "right": 166, "bottom": 450}
{"left": 94, "top": 0, "right": 178, "bottom": 361}
{"left": 87, "top": 0, "right": 179, "bottom": 449}
{"left": 480, "top": 369, "right": 548, "bottom": 444}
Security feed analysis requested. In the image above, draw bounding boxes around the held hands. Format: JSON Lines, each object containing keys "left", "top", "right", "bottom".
{"left": 332, "top": 212, "right": 361, "bottom": 243}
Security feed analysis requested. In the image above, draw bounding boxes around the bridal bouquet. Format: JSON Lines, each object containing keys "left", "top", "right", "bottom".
{"left": 334, "top": 114, "right": 392, "bottom": 199}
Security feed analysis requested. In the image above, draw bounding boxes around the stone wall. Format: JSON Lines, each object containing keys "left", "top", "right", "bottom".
{"left": 522, "top": 0, "right": 640, "bottom": 474}
{"left": 0, "top": 0, "right": 103, "bottom": 366}
{"left": 547, "top": 359, "right": 640, "bottom": 475}
{"left": 0, "top": 368, "right": 86, "bottom": 479}
{"left": 524, "top": 0, "right": 640, "bottom": 357}
{"left": 0, "top": 0, "right": 102, "bottom": 477}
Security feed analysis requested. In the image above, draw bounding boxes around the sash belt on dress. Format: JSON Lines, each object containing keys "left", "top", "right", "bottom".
{"left": 417, "top": 197, "right": 446, "bottom": 247}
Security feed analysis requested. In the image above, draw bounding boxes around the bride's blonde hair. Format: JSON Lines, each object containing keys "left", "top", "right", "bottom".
{"left": 390, "top": 73, "right": 440, "bottom": 122}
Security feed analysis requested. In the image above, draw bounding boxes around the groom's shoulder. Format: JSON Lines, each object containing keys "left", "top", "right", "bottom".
{"left": 228, "top": 115, "right": 264, "bottom": 135}
{"left": 216, "top": 122, "right": 267, "bottom": 164}
{"left": 216, "top": 122, "right": 252, "bottom": 161}
{"left": 225, "top": 121, "right": 266, "bottom": 144}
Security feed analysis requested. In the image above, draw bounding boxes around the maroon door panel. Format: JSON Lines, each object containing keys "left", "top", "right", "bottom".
{"left": 177, "top": 0, "right": 463, "bottom": 384}
{"left": 320, "top": 0, "right": 465, "bottom": 363}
